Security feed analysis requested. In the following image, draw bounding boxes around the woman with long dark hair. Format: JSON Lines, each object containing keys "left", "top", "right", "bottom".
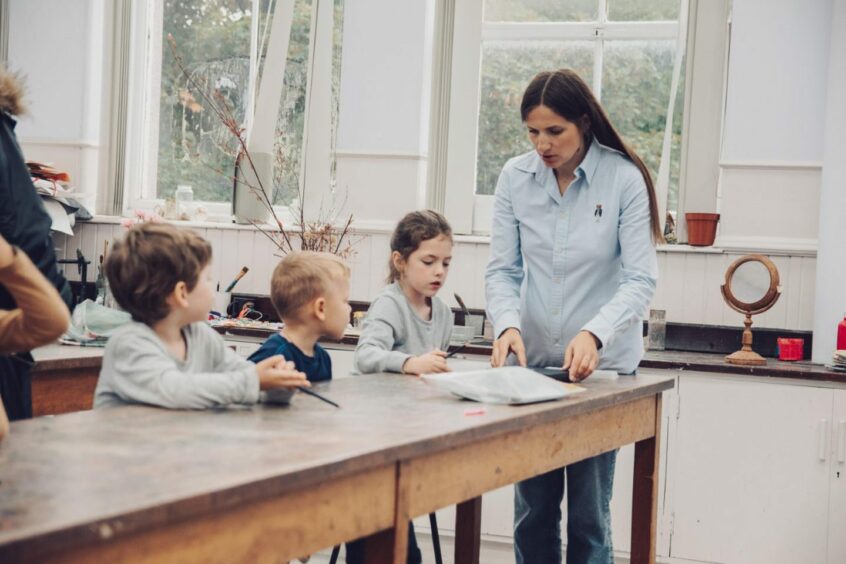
{"left": 486, "top": 69, "right": 660, "bottom": 563}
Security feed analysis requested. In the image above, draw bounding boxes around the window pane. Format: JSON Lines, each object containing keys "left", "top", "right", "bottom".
{"left": 601, "top": 40, "right": 681, "bottom": 235}
{"left": 484, "top": 0, "right": 597, "bottom": 22}
{"left": 156, "top": 0, "right": 342, "bottom": 208}
{"left": 475, "top": 41, "right": 593, "bottom": 195}
{"left": 271, "top": 0, "right": 343, "bottom": 206}
{"left": 268, "top": 0, "right": 313, "bottom": 206}
{"left": 607, "top": 0, "right": 680, "bottom": 21}
{"left": 158, "top": 0, "right": 255, "bottom": 203}
{"left": 665, "top": 55, "right": 685, "bottom": 240}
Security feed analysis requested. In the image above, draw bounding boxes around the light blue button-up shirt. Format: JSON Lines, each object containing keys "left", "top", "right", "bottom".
{"left": 485, "top": 140, "right": 658, "bottom": 373}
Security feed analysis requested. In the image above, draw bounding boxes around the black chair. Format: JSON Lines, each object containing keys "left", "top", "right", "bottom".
{"left": 328, "top": 512, "right": 443, "bottom": 564}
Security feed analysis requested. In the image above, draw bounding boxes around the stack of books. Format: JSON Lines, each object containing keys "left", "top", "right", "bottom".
{"left": 831, "top": 351, "right": 846, "bottom": 372}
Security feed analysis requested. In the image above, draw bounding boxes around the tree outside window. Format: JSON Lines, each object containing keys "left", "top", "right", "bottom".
{"left": 475, "top": 0, "right": 684, "bottom": 223}
{"left": 156, "top": 0, "right": 343, "bottom": 208}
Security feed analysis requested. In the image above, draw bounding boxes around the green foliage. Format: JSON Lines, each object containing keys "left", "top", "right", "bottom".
{"left": 156, "top": 0, "right": 343, "bottom": 207}
{"left": 607, "top": 0, "right": 679, "bottom": 21}
{"left": 485, "top": 0, "right": 597, "bottom": 22}
{"left": 476, "top": 41, "right": 594, "bottom": 195}
{"left": 475, "top": 0, "right": 684, "bottom": 214}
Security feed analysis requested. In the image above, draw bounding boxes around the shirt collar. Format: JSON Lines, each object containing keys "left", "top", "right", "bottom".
{"left": 577, "top": 138, "right": 601, "bottom": 186}
{"left": 513, "top": 137, "right": 602, "bottom": 187}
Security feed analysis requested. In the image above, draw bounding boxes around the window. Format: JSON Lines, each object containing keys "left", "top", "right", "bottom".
{"left": 125, "top": 0, "right": 344, "bottom": 216}
{"left": 443, "top": 0, "right": 687, "bottom": 236}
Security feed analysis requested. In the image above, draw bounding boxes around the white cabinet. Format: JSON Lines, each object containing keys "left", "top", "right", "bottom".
{"left": 224, "top": 338, "right": 261, "bottom": 358}
{"left": 669, "top": 373, "right": 832, "bottom": 564}
{"left": 827, "top": 390, "right": 846, "bottom": 562}
{"left": 325, "top": 345, "right": 356, "bottom": 379}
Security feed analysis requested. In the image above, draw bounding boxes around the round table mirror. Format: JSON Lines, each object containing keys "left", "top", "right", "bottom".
{"left": 721, "top": 255, "right": 781, "bottom": 365}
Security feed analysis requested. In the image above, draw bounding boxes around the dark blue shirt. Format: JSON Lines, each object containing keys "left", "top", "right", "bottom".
{"left": 248, "top": 334, "right": 332, "bottom": 382}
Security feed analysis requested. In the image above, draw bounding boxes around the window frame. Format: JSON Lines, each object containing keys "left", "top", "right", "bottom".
{"left": 116, "top": 0, "right": 338, "bottom": 222}
{"left": 440, "top": 0, "right": 697, "bottom": 237}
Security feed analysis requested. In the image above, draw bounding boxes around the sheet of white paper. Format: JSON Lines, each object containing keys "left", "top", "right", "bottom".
{"left": 43, "top": 198, "right": 74, "bottom": 235}
{"left": 422, "top": 366, "right": 585, "bottom": 405}
{"left": 445, "top": 358, "right": 490, "bottom": 372}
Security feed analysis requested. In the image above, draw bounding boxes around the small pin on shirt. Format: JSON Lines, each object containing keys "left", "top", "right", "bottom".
{"left": 594, "top": 204, "right": 603, "bottom": 220}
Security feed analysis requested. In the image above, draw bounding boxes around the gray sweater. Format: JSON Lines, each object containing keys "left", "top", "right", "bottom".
{"left": 94, "top": 321, "right": 260, "bottom": 409}
{"left": 354, "top": 282, "right": 453, "bottom": 374}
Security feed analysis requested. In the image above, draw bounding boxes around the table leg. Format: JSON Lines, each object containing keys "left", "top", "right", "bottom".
{"left": 631, "top": 395, "right": 662, "bottom": 564}
{"left": 454, "top": 496, "right": 482, "bottom": 564}
{"left": 357, "top": 527, "right": 404, "bottom": 563}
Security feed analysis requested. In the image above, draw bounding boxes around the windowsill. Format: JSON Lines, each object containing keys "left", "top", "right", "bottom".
{"left": 85, "top": 215, "right": 732, "bottom": 251}
{"left": 88, "top": 214, "right": 287, "bottom": 232}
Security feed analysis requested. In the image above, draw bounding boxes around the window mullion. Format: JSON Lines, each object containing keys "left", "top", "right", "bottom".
{"left": 482, "top": 22, "right": 600, "bottom": 41}
{"left": 593, "top": 34, "right": 603, "bottom": 100}
{"left": 244, "top": 0, "right": 262, "bottom": 135}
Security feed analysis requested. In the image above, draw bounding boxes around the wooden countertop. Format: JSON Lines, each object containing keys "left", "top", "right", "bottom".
{"left": 0, "top": 372, "right": 674, "bottom": 559}
{"left": 640, "top": 350, "right": 846, "bottom": 383}
{"left": 31, "top": 329, "right": 846, "bottom": 384}
{"left": 31, "top": 343, "right": 104, "bottom": 372}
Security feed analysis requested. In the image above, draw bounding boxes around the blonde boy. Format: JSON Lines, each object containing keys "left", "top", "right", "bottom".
{"left": 94, "top": 223, "right": 309, "bottom": 409}
{"left": 248, "top": 252, "right": 351, "bottom": 383}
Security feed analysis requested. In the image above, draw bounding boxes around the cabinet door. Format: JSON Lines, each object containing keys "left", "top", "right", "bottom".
{"left": 828, "top": 390, "right": 846, "bottom": 563}
{"left": 610, "top": 383, "right": 674, "bottom": 558}
{"left": 325, "top": 346, "right": 356, "bottom": 379}
{"left": 670, "top": 374, "right": 832, "bottom": 564}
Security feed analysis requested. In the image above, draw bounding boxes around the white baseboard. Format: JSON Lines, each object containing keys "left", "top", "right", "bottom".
{"left": 305, "top": 530, "right": 711, "bottom": 564}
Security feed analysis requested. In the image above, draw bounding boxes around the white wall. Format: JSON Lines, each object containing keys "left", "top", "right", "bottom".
{"left": 7, "top": 0, "right": 106, "bottom": 210}
{"left": 334, "top": 0, "right": 434, "bottom": 228}
{"left": 8, "top": 1, "right": 88, "bottom": 139}
{"left": 716, "top": 0, "right": 832, "bottom": 251}
{"left": 54, "top": 222, "right": 818, "bottom": 331}
{"left": 812, "top": 0, "right": 846, "bottom": 362}
{"left": 721, "top": 0, "right": 831, "bottom": 162}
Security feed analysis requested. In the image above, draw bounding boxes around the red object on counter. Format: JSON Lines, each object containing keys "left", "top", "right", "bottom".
{"left": 838, "top": 314, "right": 846, "bottom": 351}
{"left": 777, "top": 338, "right": 804, "bottom": 361}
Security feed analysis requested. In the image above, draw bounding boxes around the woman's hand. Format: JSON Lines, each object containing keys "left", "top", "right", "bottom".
{"left": 564, "top": 331, "right": 600, "bottom": 381}
{"left": 491, "top": 327, "right": 527, "bottom": 368}
{"left": 403, "top": 350, "right": 449, "bottom": 375}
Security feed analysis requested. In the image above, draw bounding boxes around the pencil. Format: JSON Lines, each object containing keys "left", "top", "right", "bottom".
{"left": 297, "top": 386, "right": 340, "bottom": 408}
{"left": 224, "top": 266, "right": 249, "bottom": 292}
{"left": 446, "top": 341, "right": 471, "bottom": 358}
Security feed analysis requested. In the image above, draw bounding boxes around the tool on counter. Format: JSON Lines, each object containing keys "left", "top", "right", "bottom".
{"left": 454, "top": 292, "right": 472, "bottom": 318}
{"left": 533, "top": 367, "right": 572, "bottom": 382}
{"left": 297, "top": 386, "right": 340, "bottom": 408}
{"left": 56, "top": 249, "right": 90, "bottom": 306}
{"left": 224, "top": 266, "right": 249, "bottom": 292}
{"left": 446, "top": 341, "right": 471, "bottom": 359}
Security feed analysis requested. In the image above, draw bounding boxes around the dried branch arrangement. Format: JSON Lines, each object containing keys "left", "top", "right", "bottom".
{"left": 168, "top": 34, "right": 358, "bottom": 258}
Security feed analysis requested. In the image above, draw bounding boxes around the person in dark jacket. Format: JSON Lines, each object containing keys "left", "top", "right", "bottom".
{"left": 0, "top": 68, "right": 72, "bottom": 420}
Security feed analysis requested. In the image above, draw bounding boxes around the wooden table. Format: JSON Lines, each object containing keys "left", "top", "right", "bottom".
{"left": 0, "top": 372, "right": 673, "bottom": 563}
{"left": 30, "top": 344, "right": 103, "bottom": 416}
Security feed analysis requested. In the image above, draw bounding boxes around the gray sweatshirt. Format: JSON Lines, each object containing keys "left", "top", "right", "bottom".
{"left": 94, "top": 321, "right": 260, "bottom": 409}
{"left": 354, "top": 282, "right": 453, "bottom": 374}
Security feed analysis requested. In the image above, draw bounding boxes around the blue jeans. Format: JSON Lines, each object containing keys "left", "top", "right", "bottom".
{"left": 514, "top": 450, "right": 617, "bottom": 564}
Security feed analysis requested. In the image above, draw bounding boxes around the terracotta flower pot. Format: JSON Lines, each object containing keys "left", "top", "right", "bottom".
{"left": 685, "top": 213, "right": 720, "bottom": 246}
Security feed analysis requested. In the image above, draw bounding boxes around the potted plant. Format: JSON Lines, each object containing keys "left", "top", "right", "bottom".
{"left": 685, "top": 212, "right": 720, "bottom": 246}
